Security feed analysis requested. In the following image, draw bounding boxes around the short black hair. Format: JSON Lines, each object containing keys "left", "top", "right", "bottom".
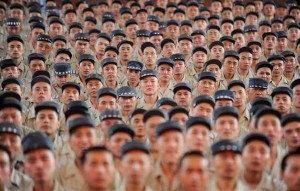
{"left": 80, "top": 145, "right": 112, "bottom": 165}
{"left": 178, "top": 150, "right": 207, "bottom": 169}
{"left": 0, "top": 145, "right": 12, "bottom": 164}
{"left": 281, "top": 147, "right": 300, "bottom": 172}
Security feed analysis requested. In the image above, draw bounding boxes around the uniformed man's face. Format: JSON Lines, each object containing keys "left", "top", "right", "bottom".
{"left": 233, "top": 20, "right": 244, "bottom": 30}
{"left": 120, "top": 151, "right": 151, "bottom": 184}
{"left": 119, "top": 44, "right": 133, "bottom": 61}
{"left": 64, "top": 13, "right": 76, "bottom": 25}
{"left": 31, "top": 82, "right": 53, "bottom": 104}
{"left": 247, "top": 88, "right": 268, "bottom": 103}
{"left": 158, "top": 105, "right": 173, "bottom": 112}
{"left": 87, "top": 80, "right": 103, "bottom": 98}
{"left": 192, "top": 51, "right": 207, "bottom": 70}
{"left": 100, "top": 119, "right": 122, "bottom": 140}
{"left": 191, "top": 103, "right": 214, "bottom": 120}
{"left": 206, "top": 64, "right": 221, "bottom": 81}
{"left": 287, "top": 28, "right": 300, "bottom": 42}
{"left": 171, "top": 113, "right": 188, "bottom": 129}
{"left": 29, "top": 59, "right": 46, "bottom": 74}
{"left": 273, "top": 94, "right": 292, "bottom": 115}
{"left": 178, "top": 39, "right": 193, "bottom": 56}
{"left": 6, "top": 25, "right": 22, "bottom": 35}
{"left": 54, "top": 75, "right": 71, "bottom": 87}
{"left": 54, "top": 53, "right": 70, "bottom": 63}
{"left": 0, "top": 107, "right": 22, "bottom": 126}
{"left": 24, "top": 149, "right": 56, "bottom": 183}
{"left": 78, "top": 60, "right": 94, "bottom": 78}
{"left": 104, "top": 50, "right": 118, "bottom": 59}
{"left": 75, "top": 40, "right": 89, "bottom": 55}
{"left": 197, "top": 79, "right": 216, "bottom": 96}
{"left": 257, "top": 114, "right": 282, "bottom": 145}
{"left": 69, "top": 127, "right": 98, "bottom": 157}
{"left": 142, "top": 47, "right": 157, "bottom": 67}
{"left": 187, "top": 6, "right": 199, "bottom": 20}
{"left": 213, "top": 151, "right": 242, "bottom": 180}
{"left": 31, "top": 28, "right": 45, "bottom": 42}
{"left": 285, "top": 56, "right": 297, "bottom": 73}
{"left": 62, "top": 4, "right": 73, "bottom": 13}
{"left": 174, "top": 90, "right": 192, "bottom": 109}
{"left": 126, "top": 69, "right": 140, "bottom": 85}
{"left": 162, "top": 42, "right": 176, "bottom": 58}
{"left": 166, "top": 25, "right": 179, "bottom": 39}
{"left": 250, "top": 44, "right": 262, "bottom": 60}
{"left": 150, "top": 35, "right": 163, "bottom": 48}
{"left": 111, "top": 35, "right": 124, "bottom": 47}
{"left": 130, "top": 114, "right": 145, "bottom": 139}
{"left": 233, "top": 5, "right": 244, "bottom": 17}
{"left": 270, "top": 59, "right": 284, "bottom": 78}
{"left": 10, "top": 8, "right": 25, "bottom": 21}
{"left": 97, "top": 96, "right": 117, "bottom": 112}
{"left": 8, "top": 41, "right": 24, "bottom": 59}
{"left": 0, "top": 133, "right": 21, "bottom": 160}
{"left": 281, "top": 156, "right": 300, "bottom": 191}
{"left": 293, "top": 85, "right": 300, "bottom": 109}
{"left": 173, "top": 60, "right": 186, "bottom": 75}
{"left": 1, "top": 66, "right": 20, "bottom": 78}
{"left": 0, "top": 8, "right": 5, "bottom": 21}
{"left": 141, "top": 76, "right": 158, "bottom": 96}
{"left": 233, "top": 34, "right": 245, "bottom": 50}
{"left": 221, "top": 23, "right": 233, "bottom": 36}
{"left": 147, "top": 21, "right": 159, "bottom": 32}
{"left": 242, "top": 141, "right": 271, "bottom": 173}
{"left": 62, "top": 87, "right": 80, "bottom": 105}
{"left": 53, "top": 40, "right": 67, "bottom": 51}
{"left": 207, "top": 29, "right": 220, "bottom": 44}
{"left": 35, "top": 109, "right": 60, "bottom": 136}
{"left": 3, "top": 83, "right": 22, "bottom": 96}
{"left": 263, "top": 35, "right": 277, "bottom": 50}
{"left": 69, "top": 28, "right": 83, "bottom": 42}
{"left": 145, "top": 116, "right": 166, "bottom": 143}
{"left": 230, "top": 85, "right": 247, "bottom": 108}
{"left": 48, "top": 23, "right": 64, "bottom": 37}
{"left": 210, "top": 45, "right": 225, "bottom": 61}
{"left": 186, "top": 125, "right": 211, "bottom": 152}
{"left": 81, "top": 151, "right": 115, "bottom": 190}
{"left": 283, "top": 121, "right": 300, "bottom": 151}
{"left": 246, "top": 16, "right": 258, "bottom": 26}
{"left": 215, "top": 99, "right": 233, "bottom": 108}
{"left": 158, "top": 64, "right": 173, "bottom": 82}
{"left": 125, "top": 24, "right": 139, "bottom": 40}
{"left": 215, "top": 115, "right": 239, "bottom": 140}
{"left": 0, "top": 150, "right": 11, "bottom": 185}
{"left": 95, "top": 38, "right": 110, "bottom": 55}
{"left": 36, "top": 41, "right": 52, "bottom": 56}
{"left": 108, "top": 132, "right": 132, "bottom": 158}
{"left": 193, "top": 34, "right": 206, "bottom": 47}
{"left": 83, "top": 21, "right": 96, "bottom": 33}
{"left": 118, "top": 96, "right": 137, "bottom": 112}
{"left": 179, "top": 155, "right": 210, "bottom": 191}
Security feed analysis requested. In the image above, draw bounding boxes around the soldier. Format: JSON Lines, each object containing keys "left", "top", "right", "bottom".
{"left": 60, "top": 82, "right": 81, "bottom": 112}
{"left": 193, "top": 72, "right": 217, "bottom": 97}
{"left": 177, "top": 151, "right": 211, "bottom": 191}
{"left": 146, "top": 15, "right": 159, "bottom": 32}
{"left": 190, "top": 95, "right": 215, "bottom": 120}
{"left": 52, "top": 62, "right": 72, "bottom": 98}
{"left": 125, "top": 19, "right": 139, "bottom": 43}
{"left": 214, "top": 90, "right": 235, "bottom": 108}
{"left": 268, "top": 55, "right": 288, "bottom": 92}
{"left": 287, "top": 23, "right": 300, "bottom": 51}
{"left": 22, "top": 132, "right": 64, "bottom": 191}
{"left": 104, "top": 46, "right": 119, "bottom": 59}
{"left": 117, "top": 86, "right": 138, "bottom": 123}
{"left": 204, "top": 59, "right": 225, "bottom": 90}
{"left": 94, "top": 33, "right": 111, "bottom": 65}
{"left": 133, "top": 29, "right": 150, "bottom": 61}
{"left": 206, "top": 24, "right": 221, "bottom": 46}
{"left": 27, "top": 22, "right": 45, "bottom": 55}
{"left": 0, "top": 122, "right": 33, "bottom": 191}
{"left": 149, "top": 121, "right": 184, "bottom": 191}
{"left": 160, "top": 38, "right": 176, "bottom": 58}
{"left": 193, "top": 16, "right": 208, "bottom": 32}
{"left": 291, "top": 79, "right": 300, "bottom": 113}
{"left": 52, "top": 48, "right": 72, "bottom": 69}
{"left": 48, "top": 18, "right": 65, "bottom": 38}
{"left": 68, "top": 22, "right": 83, "bottom": 48}
{"left": 282, "top": 50, "right": 299, "bottom": 84}
{"left": 276, "top": 31, "right": 288, "bottom": 54}
{"left": 173, "top": 82, "right": 192, "bottom": 111}
{"left": 119, "top": 141, "right": 153, "bottom": 191}
{"left": 221, "top": 50, "right": 240, "bottom": 87}
{"left": 281, "top": 113, "right": 300, "bottom": 152}
{"left": 244, "top": 25, "right": 258, "bottom": 44}
{"left": 237, "top": 47, "right": 254, "bottom": 88}
{"left": 170, "top": 53, "right": 195, "bottom": 85}
{"left": 262, "top": 32, "right": 278, "bottom": 59}
{"left": 168, "top": 106, "right": 189, "bottom": 129}
{"left": 70, "top": 33, "right": 91, "bottom": 69}
{"left": 155, "top": 97, "right": 178, "bottom": 112}
{"left": 83, "top": 17, "right": 97, "bottom": 33}
{"left": 165, "top": 20, "right": 180, "bottom": 40}
{"left": 248, "top": 41, "right": 263, "bottom": 70}
{"left": 97, "top": 88, "right": 118, "bottom": 113}
{"left": 177, "top": 34, "right": 193, "bottom": 61}
{"left": 185, "top": 117, "right": 212, "bottom": 154}
{"left": 118, "top": 40, "right": 134, "bottom": 72}
{"left": 25, "top": 53, "right": 46, "bottom": 83}
{"left": 188, "top": 47, "right": 208, "bottom": 83}
{"left": 101, "top": 58, "right": 120, "bottom": 89}
{"left": 52, "top": 36, "right": 68, "bottom": 52}
{"left": 232, "top": 29, "right": 246, "bottom": 51}
{"left": 220, "top": 19, "right": 234, "bottom": 37}
{"left": 56, "top": 117, "right": 98, "bottom": 191}
{"left": 141, "top": 42, "right": 158, "bottom": 70}
{"left": 111, "top": 29, "right": 126, "bottom": 47}
{"left": 271, "top": 86, "right": 293, "bottom": 116}
{"left": 129, "top": 109, "right": 147, "bottom": 142}
{"left": 149, "top": 30, "right": 163, "bottom": 50}
{"left": 157, "top": 58, "right": 175, "bottom": 98}
{"left": 136, "top": 70, "right": 160, "bottom": 110}
{"left": 247, "top": 78, "right": 269, "bottom": 105}
{"left": 101, "top": 17, "right": 116, "bottom": 35}
{"left": 0, "top": 145, "right": 12, "bottom": 191}
{"left": 122, "top": 60, "right": 143, "bottom": 88}
{"left": 89, "top": 29, "right": 101, "bottom": 53}
{"left": 255, "top": 61, "right": 273, "bottom": 85}
{"left": 0, "top": 59, "right": 20, "bottom": 79}
{"left": 208, "top": 140, "right": 247, "bottom": 190}
{"left": 34, "top": 34, "right": 53, "bottom": 59}
{"left": 80, "top": 146, "right": 116, "bottom": 191}
{"left": 220, "top": 36, "right": 235, "bottom": 51}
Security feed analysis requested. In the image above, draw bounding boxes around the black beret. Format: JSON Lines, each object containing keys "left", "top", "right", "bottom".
{"left": 136, "top": 29, "right": 150, "bottom": 37}
{"left": 100, "top": 58, "right": 117, "bottom": 68}
{"left": 85, "top": 16, "right": 97, "bottom": 24}
{"left": 0, "top": 59, "right": 17, "bottom": 69}
{"left": 49, "top": 18, "right": 64, "bottom": 26}
{"left": 192, "top": 95, "right": 215, "bottom": 108}
{"left": 227, "top": 80, "right": 246, "bottom": 90}
{"left": 55, "top": 48, "right": 72, "bottom": 59}
{"left": 160, "top": 38, "right": 175, "bottom": 48}
{"left": 30, "top": 21, "right": 45, "bottom": 31}
{"left": 78, "top": 54, "right": 95, "bottom": 65}
{"left": 156, "top": 120, "right": 183, "bottom": 138}
{"left": 147, "top": 15, "right": 159, "bottom": 23}
{"left": 37, "top": 34, "right": 52, "bottom": 43}
{"left": 211, "top": 140, "right": 242, "bottom": 156}
{"left": 187, "top": 1, "right": 198, "bottom": 7}
{"left": 181, "top": 20, "right": 193, "bottom": 27}
{"left": 52, "top": 35, "right": 67, "bottom": 43}
{"left": 191, "top": 30, "right": 205, "bottom": 36}
{"left": 262, "top": 32, "right": 277, "bottom": 40}
{"left": 268, "top": 54, "right": 286, "bottom": 62}
{"left": 127, "top": 61, "right": 143, "bottom": 71}
{"left": 10, "top": 3, "right": 25, "bottom": 12}
{"left": 200, "top": 6, "right": 210, "bottom": 12}
{"left": 117, "top": 86, "right": 137, "bottom": 97}
{"left": 111, "top": 29, "right": 126, "bottom": 37}
{"left": 209, "top": 41, "right": 223, "bottom": 50}
{"left": 117, "top": 39, "right": 133, "bottom": 49}
{"left": 143, "top": 109, "right": 166, "bottom": 123}
{"left": 256, "top": 61, "right": 273, "bottom": 72}
{"left": 97, "top": 88, "right": 117, "bottom": 99}
{"left": 22, "top": 132, "right": 53, "bottom": 154}
{"left": 157, "top": 58, "right": 175, "bottom": 68}
{"left": 208, "top": 14, "right": 220, "bottom": 21}
{"left": 263, "top": 0, "right": 276, "bottom": 6}
{"left": 281, "top": 113, "right": 300, "bottom": 127}
{"left": 249, "top": 78, "right": 268, "bottom": 89}
{"left": 213, "top": 106, "right": 239, "bottom": 120}
{"left": 125, "top": 19, "right": 138, "bottom": 27}
{"left": 173, "top": 82, "right": 192, "bottom": 94}
{"left": 246, "top": 11, "right": 259, "bottom": 18}
{"left": 231, "top": 29, "right": 244, "bottom": 36}
{"left": 1, "top": 77, "right": 22, "bottom": 89}
{"left": 74, "top": 33, "right": 90, "bottom": 42}
{"left": 174, "top": 8, "right": 185, "bottom": 15}
{"left": 242, "top": 133, "right": 271, "bottom": 149}
{"left": 144, "top": 1, "right": 155, "bottom": 7}
{"left": 31, "top": 76, "right": 51, "bottom": 88}
{"left": 35, "top": 101, "right": 60, "bottom": 116}
{"left": 65, "top": 9, "right": 76, "bottom": 15}
{"left": 192, "top": 46, "right": 208, "bottom": 55}
{"left": 214, "top": 90, "right": 235, "bottom": 102}
{"left": 121, "top": 141, "right": 150, "bottom": 157}
{"left": 68, "top": 117, "right": 95, "bottom": 134}
{"left": 186, "top": 117, "right": 211, "bottom": 130}
{"left": 255, "top": 108, "right": 281, "bottom": 125}
{"left": 271, "top": 17, "right": 283, "bottom": 24}
{"left": 100, "top": 109, "right": 122, "bottom": 121}
{"left": 220, "top": 36, "right": 235, "bottom": 44}
{"left": 156, "top": 98, "right": 177, "bottom": 108}
{"left": 140, "top": 69, "right": 157, "bottom": 79}
{"left": 120, "top": 7, "right": 132, "bottom": 15}
{"left": 221, "top": 19, "right": 234, "bottom": 25}
{"left": 168, "top": 106, "right": 189, "bottom": 119}
{"left": 0, "top": 97, "right": 22, "bottom": 112}
{"left": 85, "top": 73, "right": 105, "bottom": 84}
{"left": 271, "top": 86, "right": 293, "bottom": 98}
{"left": 61, "top": 82, "right": 81, "bottom": 93}
{"left": 102, "top": 17, "right": 115, "bottom": 24}
{"left": 54, "top": 62, "right": 72, "bottom": 76}
{"left": 7, "top": 34, "right": 23, "bottom": 44}
{"left": 170, "top": 53, "right": 185, "bottom": 62}
{"left": 291, "top": 79, "right": 300, "bottom": 89}
{"left": 108, "top": 123, "right": 135, "bottom": 139}
{"left": 28, "top": 53, "right": 46, "bottom": 63}
{"left": 248, "top": 41, "right": 262, "bottom": 48}
{"left": 159, "top": 22, "right": 167, "bottom": 29}
{"left": 224, "top": 50, "right": 239, "bottom": 60}
{"left": 233, "top": 1, "right": 244, "bottom": 6}
{"left": 234, "top": 16, "right": 245, "bottom": 22}
{"left": 61, "top": 0, "right": 72, "bottom": 6}
{"left": 194, "top": 15, "right": 207, "bottom": 22}
{"left": 198, "top": 72, "right": 216, "bottom": 82}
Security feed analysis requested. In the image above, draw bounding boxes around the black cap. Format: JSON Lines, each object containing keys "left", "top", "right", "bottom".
{"left": 156, "top": 121, "right": 183, "bottom": 138}
{"left": 186, "top": 117, "right": 211, "bottom": 131}
{"left": 31, "top": 76, "right": 51, "bottom": 88}
{"left": 74, "top": 33, "right": 90, "bottom": 42}
{"left": 49, "top": 18, "right": 64, "bottom": 26}
{"left": 69, "top": 22, "right": 83, "bottom": 31}
{"left": 209, "top": 41, "right": 223, "bottom": 50}
{"left": 127, "top": 61, "right": 143, "bottom": 71}
{"left": 259, "top": 20, "right": 272, "bottom": 27}
{"left": 214, "top": 90, "right": 235, "bottom": 102}
{"left": 192, "top": 46, "right": 207, "bottom": 55}
{"left": 282, "top": 50, "right": 295, "bottom": 58}
{"left": 136, "top": 8, "right": 147, "bottom": 15}
{"left": 255, "top": 108, "right": 281, "bottom": 125}
{"left": 178, "top": 34, "right": 193, "bottom": 43}
{"left": 252, "top": 97, "right": 273, "bottom": 108}
{"left": 204, "top": 59, "right": 222, "bottom": 70}
{"left": 32, "top": 70, "right": 51, "bottom": 79}
{"left": 117, "top": 86, "right": 137, "bottom": 97}
{"left": 248, "top": 41, "right": 262, "bottom": 48}
{"left": 156, "top": 98, "right": 177, "bottom": 108}
{"left": 108, "top": 123, "right": 135, "bottom": 139}
{"left": 129, "top": 108, "right": 147, "bottom": 120}
{"left": 54, "top": 62, "right": 71, "bottom": 76}
{"left": 191, "top": 30, "right": 205, "bottom": 36}
{"left": 28, "top": 53, "right": 46, "bottom": 63}
{"left": 85, "top": 73, "right": 105, "bottom": 84}
{"left": 256, "top": 61, "right": 273, "bottom": 72}
{"left": 100, "top": 58, "right": 117, "bottom": 68}
{"left": 121, "top": 141, "right": 150, "bottom": 157}
{"left": 52, "top": 35, "right": 67, "bottom": 43}
{"left": 213, "top": 106, "right": 239, "bottom": 120}
{"left": 242, "top": 133, "right": 271, "bottom": 149}
{"left": 150, "top": 30, "right": 163, "bottom": 37}
{"left": 180, "top": 20, "right": 193, "bottom": 28}
{"left": 271, "top": 86, "right": 293, "bottom": 98}
{"left": 173, "top": 82, "right": 192, "bottom": 94}
{"left": 104, "top": 46, "right": 119, "bottom": 55}
{"left": 231, "top": 29, "right": 244, "bottom": 36}
{"left": 192, "top": 95, "right": 215, "bottom": 108}
{"left": 0, "top": 91, "right": 21, "bottom": 102}
{"left": 0, "top": 59, "right": 17, "bottom": 69}
{"left": 62, "top": 82, "right": 81, "bottom": 93}
{"left": 221, "top": 19, "right": 234, "bottom": 25}
{"left": 141, "top": 42, "right": 156, "bottom": 53}
{"left": 55, "top": 48, "right": 72, "bottom": 59}
{"left": 262, "top": 32, "right": 277, "bottom": 40}
{"left": 97, "top": 33, "right": 111, "bottom": 42}
{"left": 37, "top": 34, "right": 52, "bottom": 43}
{"left": 224, "top": 50, "right": 239, "bottom": 60}
{"left": 206, "top": 24, "right": 220, "bottom": 31}
{"left": 166, "top": 20, "right": 179, "bottom": 27}
{"left": 268, "top": 54, "right": 286, "bottom": 62}
{"left": 111, "top": 29, "right": 126, "bottom": 37}
{"left": 238, "top": 47, "right": 253, "bottom": 54}
{"left": 68, "top": 117, "right": 96, "bottom": 134}
{"left": 174, "top": 8, "right": 185, "bottom": 15}
{"left": 211, "top": 140, "right": 242, "bottom": 156}
{"left": 0, "top": 98, "right": 22, "bottom": 112}
{"left": 271, "top": 17, "right": 283, "bottom": 24}
{"left": 157, "top": 58, "right": 175, "bottom": 68}
{"left": 117, "top": 39, "right": 133, "bottom": 49}
{"left": 1, "top": 77, "right": 22, "bottom": 89}
{"left": 220, "top": 36, "right": 235, "bottom": 44}
{"left": 6, "top": 18, "right": 21, "bottom": 26}
{"left": 170, "top": 53, "right": 185, "bottom": 62}
{"left": 246, "top": 11, "right": 259, "bottom": 18}
{"left": 125, "top": 19, "right": 138, "bottom": 27}
{"left": 100, "top": 109, "right": 122, "bottom": 121}
{"left": 198, "top": 72, "right": 216, "bottom": 82}
{"left": 35, "top": 101, "right": 60, "bottom": 116}
{"left": 30, "top": 22, "right": 45, "bottom": 30}
{"left": 208, "top": 14, "right": 220, "bottom": 21}
{"left": 85, "top": 16, "right": 97, "bottom": 24}
{"left": 249, "top": 78, "right": 268, "bottom": 89}
{"left": 78, "top": 54, "right": 95, "bottom": 65}
{"left": 227, "top": 80, "right": 246, "bottom": 90}
{"left": 281, "top": 113, "right": 300, "bottom": 127}
{"left": 97, "top": 88, "right": 117, "bottom": 99}
{"left": 22, "top": 132, "right": 53, "bottom": 154}
{"left": 287, "top": 23, "right": 300, "bottom": 30}
{"left": 7, "top": 34, "right": 23, "bottom": 44}
{"left": 136, "top": 29, "right": 150, "bottom": 37}
{"left": 160, "top": 38, "right": 175, "bottom": 49}
{"left": 168, "top": 106, "right": 189, "bottom": 119}
{"left": 291, "top": 79, "right": 300, "bottom": 89}
{"left": 140, "top": 69, "right": 157, "bottom": 79}
{"left": 143, "top": 109, "right": 166, "bottom": 123}
{"left": 244, "top": 25, "right": 258, "bottom": 33}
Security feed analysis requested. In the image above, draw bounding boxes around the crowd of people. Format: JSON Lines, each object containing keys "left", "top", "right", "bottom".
{"left": 0, "top": 0, "right": 300, "bottom": 190}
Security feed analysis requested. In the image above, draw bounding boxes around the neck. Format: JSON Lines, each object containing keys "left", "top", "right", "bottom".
{"left": 237, "top": 105, "right": 246, "bottom": 118}
{"left": 135, "top": 136, "right": 147, "bottom": 142}
{"left": 96, "top": 54, "right": 104, "bottom": 61}
{"left": 284, "top": 71, "right": 294, "bottom": 80}
{"left": 79, "top": 75, "right": 87, "bottom": 86}
{"left": 293, "top": 106, "right": 300, "bottom": 114}
{"left": 106, "top": 81, "right": 117, "bottom": 88}
{"left": 16, "top": 57, "right": 22, "bottom": 65}
{"left": 145, "top": 64, "right": 156, "bottom": 70}
{"left": 174, "top": 74, "right": 184, "bottom": 82}
{"left": 159, "top": 80, "right": 170, "bottom": 88}
{"left": 90, "top": 97, "right": 98, "bottom": 108}
{"left": 216, "top": 177, "right": 237, "bottom": 191}
{"left": 238, "top": 68, "right": 249, "bottom": 77}
{"left": 251, "top": 60, "right": 259, "bottom": 71}
{"left": 288, "top": 40, "right": 296, "bottom": 51}
{"left": 194, "top": 66, "right": 203, "bottom": 74}
{"left": 125, "top": 183, "right": 145, "bottom": 191}
{"left": 272, "top": 76, "right": 281, "bottom": 84}
{"left": 243, "top": 170, "right": 262, "bottom": 188}
{"left": 224, "top": 72, "right": 234, "bottom": 80}
{"left": 128, "top": 81, "right": 139, "bottom": 87}
{"left": 144, "top": 94, "right": 158, "bottom": 104}
{"left": 122, "top": 110, "right": 130, "bottom": 119}
{"left": 33, "top": 180, "right": 55, "bottom": 191}
{"left": 87, "top": 187, "right": 111, "bottom": 191}
{"left": 264, "top": 49, "right": 274, "bottom": 58}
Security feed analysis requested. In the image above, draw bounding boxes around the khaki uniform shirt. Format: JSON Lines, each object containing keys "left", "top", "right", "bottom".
{"left": 268, "top": 145, "right": 287, "bottom": 179}
{"left": 158, "top": 81, "right": 174, "bottom": 98}
{"left": 6, "top": 168, "right": 33, "bottom": 191}
{"left": 207, "top": 177, "right": 249, "bottom": 191}
{"left": 268, "top": 77, "right": 289, "bottom": 95}
{"left": 238, "top": 108, "right": 250, "bottom": 140}
{"left": 236, "top": 69, "right": 255, "bottom": 89}
{"left": 56, "top": 160, "right": 85, "bottom": 191}
{"left": 172, "top": 74, "right": 196, "bottom": 88}
{"left": 23, "top": 103, "right": 35, "bottom": 129}
{"left": 118, "top": 180, "right": 154, "bottom": 191}
{"left": 86, "top": 98, "right": 100, "bottom": 125}
{"left": 22, "top": 181, "right": 66, "bottom": 191}
{"left": 136, "top": 95, "right": 160, "bottom": 110}
{"left": 55, "top": 142, "right": 75, "bottom": 168}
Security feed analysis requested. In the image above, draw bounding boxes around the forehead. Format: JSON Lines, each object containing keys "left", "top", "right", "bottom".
{"left": 32, "top": 82, "right": 51, "bottom": 88}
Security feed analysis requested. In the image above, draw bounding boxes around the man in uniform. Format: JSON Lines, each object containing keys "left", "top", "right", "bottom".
{"left": 268, "top": 54, "right": 288, "bottom": 92}
{"left": 214, "top": 90, "right": 235, "bottom": 109}
{"left": 157, "top": 58, "right": 175, "bottom": 98}
{"left": 70, "top": 33, "right": 91, "bottom": 69}
{"left": 97, "top": 88, "right": 119, "bottom": 114}
{"left": 122, "top": 60, "right": 143, "bottom": 89}
{"left": 25, "top": 53, "right": 46, "bottom": 85}
{"left": 173, "top": 82, "right": 192, "bottom": 111}
{"left": 155, "top": 98, "right": 177, "bottom": 112}
{"left": 34, "top": 34, "right": 53, "bottom": 60}
{"left": 0, "top": 145, "right": 12, "bottom": 191}
{"left": 271, "top": 86, "right": 293, "bottom": 116}
{"left": 129, "top": 109, "right": 147, "bottom": 143}
{"left": 247, "top": 78, "right": 269, "bottom": 105}
{"left": 141, "top": 42, "right": 158, "bottom": 70}
{"left": 160, "top": 38, "right": 176, "bottom": 58}
{"left": 101, "top": 58, "right": 120, "bottom": 89}
{"left": 221, "top": 50, "right": 240, "bottom": 87}
{"left": 282, "top": 50, "right": 299, "bottom": 84}
{"left": 291, "top": 79, "right": 300, "bottom": 114}
{"left": 0, "top": 59, "right": 21, "bottom": 82}
{"left": 281, "top": 113, "right": 300, "bottom": 152}
{"left": 52, "top": 62, "right": 72, "bottom": 98}
{"left": 117, "top": 86, "right": 138, "bottom": 123}
{"left": 190, "top": 95, "right": 215, "bottom": 121}
{"left": 22, "top": 132, "right": 64, "bottom": 191}
{"left": 193, "top": 72, "right": 217, "bottom": 97}
{"left": 281, "top": 148, "right": 300, "bottom": 191}
{"left": 170, "top": 53, "right": 195, "bottom": 85}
